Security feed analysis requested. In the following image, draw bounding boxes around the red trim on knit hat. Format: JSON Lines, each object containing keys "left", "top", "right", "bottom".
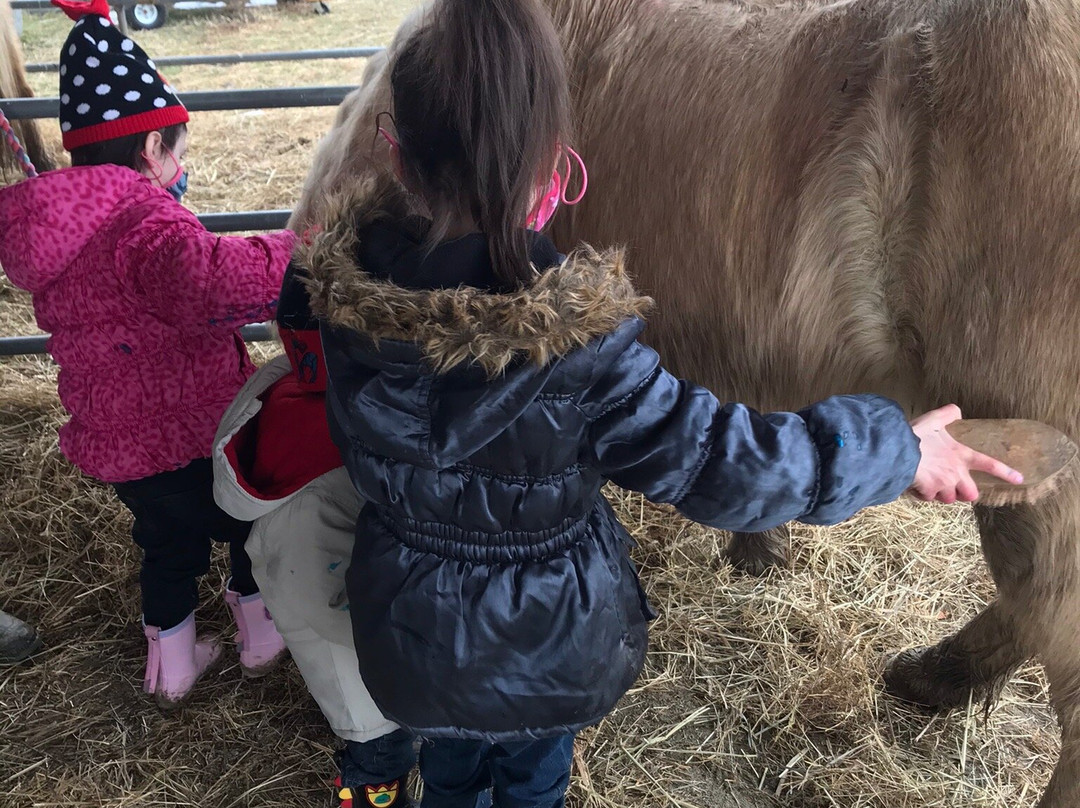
{"left": 62, "top": 104, "right": 190, "bottom": 150}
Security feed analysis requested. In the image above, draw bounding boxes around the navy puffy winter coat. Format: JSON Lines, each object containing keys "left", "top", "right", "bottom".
{"left": 300, "top": 177, "right": 921, "bottom": 742}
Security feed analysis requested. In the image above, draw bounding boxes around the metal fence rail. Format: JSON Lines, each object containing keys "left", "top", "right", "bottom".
{"left": 12, "top": 0, "right": 143, "bottom": 34}
{"left": 1, "top": 210, "right": 291, "bottom": 354}
{"left": 0, "top": 85, "right": 354, "bottom": 120}
{"left": 0, "top": 323, "right": 275, "bottom": 357}
{"left": 10, "top": 0, "right": 78, "bottom": 8}
{"left": 200, "top": 209, "right": 291, "bottom": 232}
{"left": 10, "top": 0, "right": 292, "bottom": 8}
{"left": 26, "top": 47, "right": 383, "bottom": 73}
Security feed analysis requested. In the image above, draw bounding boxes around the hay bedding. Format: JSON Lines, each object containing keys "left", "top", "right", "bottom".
{"left": 0, "top": 359, "right": 1060, "bottom": 807}
{"left": 0, "top": 1, "right": 1062, "bottom": 805}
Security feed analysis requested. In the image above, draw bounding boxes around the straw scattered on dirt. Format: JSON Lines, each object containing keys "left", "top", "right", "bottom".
{"left": 0, "top": 2, "right": 1061, "bottom": 806}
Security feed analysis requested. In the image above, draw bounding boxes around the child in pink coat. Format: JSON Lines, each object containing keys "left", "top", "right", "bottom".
{"left": 0, "top": 0, "right": 292, "bottom": 706}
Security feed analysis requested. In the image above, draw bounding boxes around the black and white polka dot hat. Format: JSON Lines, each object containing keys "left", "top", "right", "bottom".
{"left": 53, "top": 0, "right": 188, "bottom": 151}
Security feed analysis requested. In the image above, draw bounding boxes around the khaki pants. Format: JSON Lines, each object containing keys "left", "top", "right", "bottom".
{"left": 245, "top": 467, "right": 399, "bottom": 743}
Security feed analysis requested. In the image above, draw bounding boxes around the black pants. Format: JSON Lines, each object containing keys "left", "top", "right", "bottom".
{"left": 112, "top": 457, "right": 257, "bottom": 630}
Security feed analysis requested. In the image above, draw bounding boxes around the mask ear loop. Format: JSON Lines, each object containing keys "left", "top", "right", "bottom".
{"left": 141, "top": 150, "right": 166, "bottom": 185}
{"left": 141, "top": 142, "right": 182, "bottom": 188}
{"left": 549, "top": 166, "right": 563, "bottom": 201}
{"left": 560, "top": 146, "right": 588, "bottom": 205}
{"left": 526, "top": 170, "right": 561, "bottom": 230}
{"left": 162, "top": 145, "right": 183, "bottom": 187}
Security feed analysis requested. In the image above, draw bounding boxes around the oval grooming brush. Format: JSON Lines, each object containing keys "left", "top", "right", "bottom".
{"left": 945, "top": 419, "right": 1079, "bottom": 506}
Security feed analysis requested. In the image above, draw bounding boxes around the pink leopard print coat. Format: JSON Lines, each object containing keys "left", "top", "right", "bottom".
{"left": 0, "top": 165, "right": 295, "bottom": 482}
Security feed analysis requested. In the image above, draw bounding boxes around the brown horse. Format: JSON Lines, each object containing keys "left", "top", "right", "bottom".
{"left": 0, "top": 0, "right": 55, "bottom": 179}
{"left": 291, "top": 1, "right": 1080, "bottom": 804}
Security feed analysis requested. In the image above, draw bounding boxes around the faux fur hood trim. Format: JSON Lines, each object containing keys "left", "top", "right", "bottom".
{"left": 296, "top": 174, "right": 653, "bottom": 376}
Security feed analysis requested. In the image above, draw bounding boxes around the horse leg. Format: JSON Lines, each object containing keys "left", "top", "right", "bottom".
{"left": 725, "top": 526, "right": 790, "bottom": 575}
{"left": 1032, "top": 513, "right": 1080, "bottom": 808}
{"left": 1036, "top": 652, "right": 1080, "bottom": 808}
{"left": 883, "top": 501, "right": 1046, "bottom": 710}
{"left": 886, "top": 494, "right": 1080, "bottom": 806}
{"left": 883, "top": 598, "right": 1030, "bottom": 710}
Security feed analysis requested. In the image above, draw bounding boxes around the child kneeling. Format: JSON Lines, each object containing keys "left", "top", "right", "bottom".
{"left": 213, "top": 269, "right": 418, "bottom": 807}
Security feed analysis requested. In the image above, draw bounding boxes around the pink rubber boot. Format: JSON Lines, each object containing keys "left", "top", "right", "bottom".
{"left": 224, "top": 581, "right": 288, "bottom": 677}
{"left": 143, "top": 612, "right": 220, "bottom": 709}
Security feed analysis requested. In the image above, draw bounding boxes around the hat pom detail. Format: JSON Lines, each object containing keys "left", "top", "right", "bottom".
{"left": 52, "top": 0, "right": 112, "bottom": 22}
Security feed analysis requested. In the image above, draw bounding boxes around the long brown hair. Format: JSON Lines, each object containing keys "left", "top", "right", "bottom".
{"left": 388, "top": 0, "right": 571, "bottom": 288}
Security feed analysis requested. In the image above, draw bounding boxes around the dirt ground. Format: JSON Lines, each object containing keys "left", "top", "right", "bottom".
{"left": 0, "top": 1, "right": 1061, "bottom": 806}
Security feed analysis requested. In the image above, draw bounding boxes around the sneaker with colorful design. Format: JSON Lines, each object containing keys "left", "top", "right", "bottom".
{"left": 335, "top": 775, "right": 407, "bottom": 808}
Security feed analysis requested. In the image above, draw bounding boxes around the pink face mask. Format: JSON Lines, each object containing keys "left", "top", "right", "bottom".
{"left": 378, "top": 127, "right": 588, "bottom": 230}
{"left": 526, "top": 147, "right": 588, "bottom": 231}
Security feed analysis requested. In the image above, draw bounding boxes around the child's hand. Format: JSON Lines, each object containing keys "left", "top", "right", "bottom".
{"left": 909, "top": 405, "right": 1024, "bottom": 504}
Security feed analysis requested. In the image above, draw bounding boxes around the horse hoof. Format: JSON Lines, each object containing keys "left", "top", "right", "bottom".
{"left": 882, "top": 647, "right": 979, "bottom": 713}
{"left": 725, "top": 533, "right": 789, "bottom": 576}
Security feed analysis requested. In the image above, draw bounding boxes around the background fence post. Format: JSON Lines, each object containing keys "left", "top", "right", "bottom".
{"left": 116, "top": 3, "right": 130, "bottom": 35}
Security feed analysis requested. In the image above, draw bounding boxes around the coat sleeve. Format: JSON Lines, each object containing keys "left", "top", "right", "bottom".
{"left": 584, "top": 340, "right": 921, "bottom": 532}
{"left": 125, "top": 217, "right": 296, "bottom": 331}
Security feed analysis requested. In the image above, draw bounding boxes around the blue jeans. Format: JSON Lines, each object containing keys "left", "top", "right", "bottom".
{"left": 341, "top": 729, "right": 417, "bottom": 787}
{"left": 419, "top": 735, "right": 575, "bottom": 808}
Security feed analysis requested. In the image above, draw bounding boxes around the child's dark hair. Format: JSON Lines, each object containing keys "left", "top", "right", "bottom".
{"left": 69, "top": 124, "right": 187, "bottom": 171}
{"left": 389, "top": 0, "right": 571, "bottom": 288}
